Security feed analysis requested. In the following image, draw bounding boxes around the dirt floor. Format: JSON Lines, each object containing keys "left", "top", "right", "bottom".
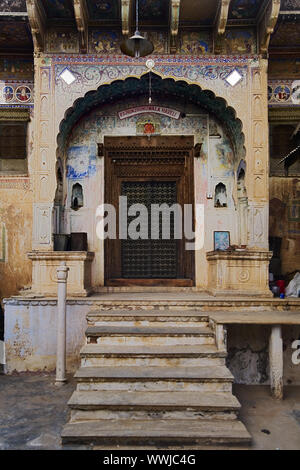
{"left": 0, "top": 373, "right": 300, "bottom": 450}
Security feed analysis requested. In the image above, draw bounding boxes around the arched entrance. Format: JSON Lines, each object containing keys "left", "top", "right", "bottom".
{"left": 54, "top": 73, "right": 247, "bottom": 290}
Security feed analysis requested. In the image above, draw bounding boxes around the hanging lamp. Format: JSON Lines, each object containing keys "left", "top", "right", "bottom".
{"left": 120, "top": 0, "right": 154, "bottom": 58}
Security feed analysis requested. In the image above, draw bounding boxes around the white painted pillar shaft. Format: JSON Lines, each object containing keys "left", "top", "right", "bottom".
{"left": 269, "top": 325, "right": 283, "bottom": 400}
{"left": 55, "top": 261, "right": 69, "bottom": 386}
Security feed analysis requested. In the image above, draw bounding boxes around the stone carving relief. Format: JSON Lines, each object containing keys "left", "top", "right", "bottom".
{"left": 33, "top": 204, "right": 52, "bottom": 245}
{"left": 41, "top": 69, "right": 50, "bottom": 93}
{"left": 253, "top": 121, "right": 263, "bottom": 147}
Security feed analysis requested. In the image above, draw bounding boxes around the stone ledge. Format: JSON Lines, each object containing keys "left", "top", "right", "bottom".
{"left": 207, "top": 250, "right": 273, "bottom": 297}
{"left": 27, "top": 251, "right": 95, "bottom": 297}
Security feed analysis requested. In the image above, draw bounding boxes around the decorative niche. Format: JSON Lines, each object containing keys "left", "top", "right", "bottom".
{"left": 214, "top": 182, "right": 227, "bottom": 208}
{"left": 71, "top": 183, "right": 83, "bottom": 211}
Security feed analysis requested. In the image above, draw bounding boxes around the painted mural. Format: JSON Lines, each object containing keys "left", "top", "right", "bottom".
{"left": 268, "top": 80, "right": 297, "bottom": 106}
{"left": 89, "top": 31, "right": 121, "bottom": 54}
{"left": 179, "top": 32, "right": 212, "bottom": 55}
{"left": 47, "top": 29, "right": 78, "bottom": 53}
{"left": 0, "top": 0, "right": 26, "bottom": 11}
{"left": 0, "top": 58, "right": 34, "bottom": 80}
{"left": 229, "top": 0, "right": 263, "bottom": 19}
{"left": 216, "top": 29, "right": 256, "bottom": 54}
{"left": 143, "top": 31, "right": 168, "bottom": 54}
{"left": 0, "top": 82, "right": 33, "bottom": 106}
{"left": 86, "top": 0, "right": 119, "bottom": 20}
{"left": 66, "top": 145, "right": 97, "bottom": 179}
{"left": 41, "top": 0, "right": 74, "bottom": 19}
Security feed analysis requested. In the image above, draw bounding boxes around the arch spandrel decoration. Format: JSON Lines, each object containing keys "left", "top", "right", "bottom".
{"left": 52, "top": 55, "right": 255, "bottom": 144}
{"left": 56, "top": 72, "right": 247, "bottom": 163}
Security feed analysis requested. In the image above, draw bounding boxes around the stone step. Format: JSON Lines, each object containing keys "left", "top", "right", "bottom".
{"left": 80, "top": 344, "right": 226, "bottom": 367}
{"left": 86, "top": 326, "right": 215, "bottom": 346}
{"left": 74, "top": 366, "right": 233, "bottom": 393}
{"left": 87, "top": 310, "right": 210, "bottom": 328}
{"left": 61, "top": 419, "right": 251, "bottom": 446}
{"left": 68, "top": 390, "right": 241, "bottom": 411}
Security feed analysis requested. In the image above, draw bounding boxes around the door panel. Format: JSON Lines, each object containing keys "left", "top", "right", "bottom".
{"left": 121, "top": 181, "right": 177, "bottom": 279}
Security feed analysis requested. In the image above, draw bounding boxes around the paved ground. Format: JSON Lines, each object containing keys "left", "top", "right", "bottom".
{"left": 0, "top": 373, "right": 300, "bottom": 450}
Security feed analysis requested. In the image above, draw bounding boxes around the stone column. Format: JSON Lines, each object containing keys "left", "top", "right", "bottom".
{"left": 55, "top": 261, "right": 69, "bottom": 385}
{"left": 248, "top": 58, "right": 269, "bottom": 250}
{"left": 269, "top": 325, "right": 283, "bottom": 400}
{"left": 32, "top": 56, "right": 56, "bottom": 251}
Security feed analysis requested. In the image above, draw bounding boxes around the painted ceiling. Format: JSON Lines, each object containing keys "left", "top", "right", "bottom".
{"left": 180, "top": 0, "right": 219, "bottom": 25}
{"left": 270, "top": 17, "right": 300, "bottom": 47}
{"left": 0, "top": 0, "right": 26, "bottom": 12}
{"left": 280, "top": 0, "right": 300, "bottom": 10}
{"left": 0, "top": 0, "right": 299, "bottom": 54}
{"left": 41, "top": 0, "right": 74, "bottom": 20}
{"left": 229, "top": 0, "right": 264, "bottom": 20}
{"left": 0, "top": 20, "right": 33, "bottom": 51}
{"left": 134, "top": 0, "right": 169, "bottom": 24}
{"left": 86, "top": 0, "right": 120, "bottom": 22}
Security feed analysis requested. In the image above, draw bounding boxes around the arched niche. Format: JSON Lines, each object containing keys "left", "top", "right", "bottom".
{"left": 71, "top": 182, "right": 84, "bottom": 211}
{"left": 214, "top": 182, "right": 228, "bottom": 208}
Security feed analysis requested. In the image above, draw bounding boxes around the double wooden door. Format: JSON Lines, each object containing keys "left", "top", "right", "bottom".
{"left": 104, "top": 136, "right": 195, "bottom": 286}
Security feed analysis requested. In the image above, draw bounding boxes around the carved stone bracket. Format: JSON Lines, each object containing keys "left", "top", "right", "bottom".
{"left": 214, "top": 0, "right": 230, "bottom": 54}
{"left": 73, "top": 0, "right": 88, "bottom": 54}
{"left": 258, "top": 0, "right": 281, "bottom": 55}
{"left": 121, "top": 0, "right": 131, "bottom": 37}
{"left": 170, "top": 0, "right": 181, "bottom": 54}
{"left": 26, "top": 0, "right": 46, "bottom": 53}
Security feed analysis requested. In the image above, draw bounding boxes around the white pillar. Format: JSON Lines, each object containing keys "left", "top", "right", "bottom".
{"left": 269, "top": 325, "right": 283, "bottom": 400}
{"left": 55, "top": 261, "right": 69, "bottom": 386}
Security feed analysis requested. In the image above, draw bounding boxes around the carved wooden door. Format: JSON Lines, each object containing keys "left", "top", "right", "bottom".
{"left": 104, "top": 136, "right": 195, "bottom": 286}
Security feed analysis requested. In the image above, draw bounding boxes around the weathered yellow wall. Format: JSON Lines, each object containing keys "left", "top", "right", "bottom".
{"left": 0, "top": 115, "right": 34, "bottom": 299}
{"left": 0, "top": 183, "right": 33, "bottom": 299}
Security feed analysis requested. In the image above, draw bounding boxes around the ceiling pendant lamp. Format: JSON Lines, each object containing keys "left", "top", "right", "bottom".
{"left": 120, "top": 0, "right": 154, "bottom": 58}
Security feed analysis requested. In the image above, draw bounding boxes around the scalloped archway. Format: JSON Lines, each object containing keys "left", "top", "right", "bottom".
{"left": 56, "top": 73, "right": 246, "bottom": 161}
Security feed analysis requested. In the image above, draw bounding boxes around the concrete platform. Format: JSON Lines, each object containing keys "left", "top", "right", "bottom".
{"left": 61, "top": 418, "right": 251, "bottom": 446}
{"left": 1, "top": 375, "right": 300, "bottom": 450}
{"left": 68, "top": 390, "right": 241, "bottom": 411}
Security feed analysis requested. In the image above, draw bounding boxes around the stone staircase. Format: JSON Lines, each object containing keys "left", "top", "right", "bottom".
{"left": 61, "top": 310, "right": 251, "bottom": 446}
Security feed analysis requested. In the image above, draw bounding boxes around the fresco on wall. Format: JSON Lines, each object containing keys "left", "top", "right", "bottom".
{"left": 179, "top": 32, "right": 212, "bottom": 55}
{"left": 86, "top": 0, "right": 119, "bottom": 20}
{"left": 0, "top": 82, "right": 34, "bottom": 105}
{"left": 89, "top": 31, "right": 121, "bottom": 54}
{"left": 0, "top": 0, "right": 26, "bottom": 11}
{"left": 66, "top": 145, "right": 97, "bottom": 179}
{"left": 47, "top": 29, "right": 78, "bottom": 53}
{"left": 229, "top": 0, "right": 263, "bottom": 19}
{"left": 0, "top": 58, "right": 33, "bottom": 80}
{"left": 268, "top": 80, "right": 296, "bottom": 106}
{"left": 216, "top": 29, "right": 256, "bottom": 54}
{"left": 41, "top": 0, "right": 74, "bottom": 19}
{"left": 143, "top": 31, "right": 168, "bottom": 54}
